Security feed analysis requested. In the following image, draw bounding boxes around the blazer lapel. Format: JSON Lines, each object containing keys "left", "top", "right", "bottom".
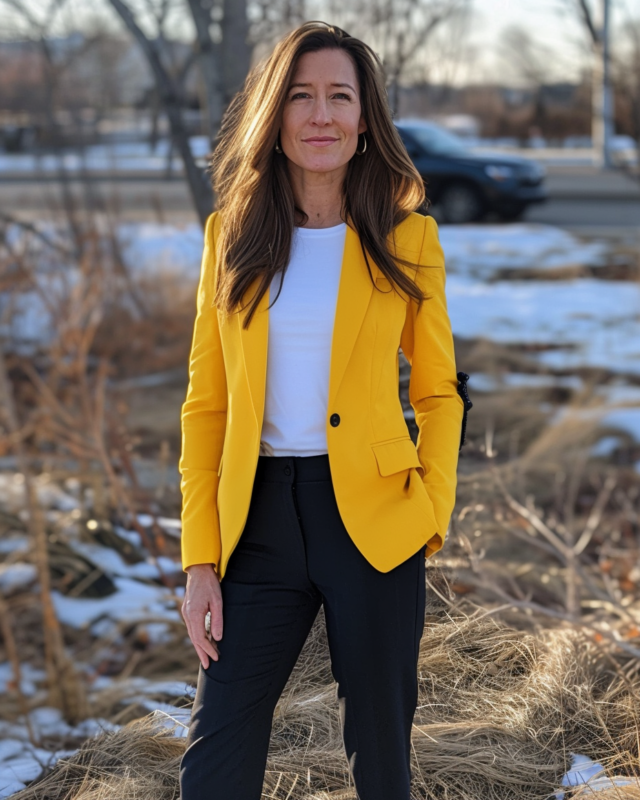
{"left": 327, "top": 222, "right": 375, "bottom": 410}
{"left": 237, "top": 221, "right": 376, "bottom": 427}
{"left": 237, "top": 274, "right": 270, "bottom": 428}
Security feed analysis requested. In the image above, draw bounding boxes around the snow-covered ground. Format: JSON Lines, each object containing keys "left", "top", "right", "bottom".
{"left": 0, "top": 693, "right": 192, "bottom": 796}
{"left": 439, "top": 223, "right": 610, "bottom": 279}
{"left": 0, "top": 502, "right": 189, "bottom": 796}
{"left": 0, "top": 137, "right": 212, "bottom": 174}
{"left": 4, "top": 217, "right": 640, "bottom": 463}
{"left": 436, "top": 224, "right": 640, "bottom": 378}
{"left": 0, "top": 708, "right": 118, "bottom": 797}
{"left": 0, "top": 468, "right": 190, "bottom": 795}
{"left": 4, "top": 220, "right": 639, "bottom": 449}
{"left": 447, "top": 276, "right": 640, "bottom": 375}
{"left": 5, "top": 217, "right": 639, "bottom": 380}
{"left": 1, "top": 134, "right": 637, "bottom": 172}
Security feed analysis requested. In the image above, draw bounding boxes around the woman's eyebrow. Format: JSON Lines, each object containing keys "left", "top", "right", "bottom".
{"left": 288, "top": 82, "right": 356, "bottom": 93}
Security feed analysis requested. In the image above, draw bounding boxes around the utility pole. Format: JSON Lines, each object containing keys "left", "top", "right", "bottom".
{"left": 592, "top": 0, "right": 613, "bottom": 168}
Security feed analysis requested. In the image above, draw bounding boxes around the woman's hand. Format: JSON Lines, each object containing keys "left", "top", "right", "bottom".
{"left": 182, "top": 563, "right": 223, "bottom": 668}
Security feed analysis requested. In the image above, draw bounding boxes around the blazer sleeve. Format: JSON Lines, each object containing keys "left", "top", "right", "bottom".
{"left": 400, "top": 214, "right": 464, "bottom": 554}
{"left": 179, "top": 210, "right": 228, "bottom": 573}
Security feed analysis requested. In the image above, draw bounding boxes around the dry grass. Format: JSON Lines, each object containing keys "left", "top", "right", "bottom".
{"left": 11, "top": 604, "right": 640, "bottom": 800}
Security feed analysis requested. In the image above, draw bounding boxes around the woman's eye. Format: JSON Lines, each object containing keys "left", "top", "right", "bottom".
{"left": 289, "top": 92, "right": 352, "bottom": 101}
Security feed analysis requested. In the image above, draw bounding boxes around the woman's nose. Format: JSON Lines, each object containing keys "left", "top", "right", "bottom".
{"left": 309, "top": 97, "right": 331, "bottom": 125}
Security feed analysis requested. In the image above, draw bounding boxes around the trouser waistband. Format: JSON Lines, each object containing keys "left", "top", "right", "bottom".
{"left": 255, "top": 453, "right": 331, "bottom": 483}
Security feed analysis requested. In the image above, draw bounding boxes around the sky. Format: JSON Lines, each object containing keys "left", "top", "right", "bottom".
{"left": 465, "top": 0, "right": 630, "bottom": 85}
{"left": 0, "top": 0, "right": 634, "bottom": 88}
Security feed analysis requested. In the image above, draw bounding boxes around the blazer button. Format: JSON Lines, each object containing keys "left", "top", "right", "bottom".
{"left": 330, "top": 413, "right": 341, "bottom": 427}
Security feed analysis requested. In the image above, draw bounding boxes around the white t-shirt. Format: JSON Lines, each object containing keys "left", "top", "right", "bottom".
{"left": 259, "top": 222, "right": 347, "bottom": 457}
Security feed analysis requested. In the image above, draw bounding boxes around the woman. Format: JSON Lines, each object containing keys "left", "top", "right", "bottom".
{"left": 179, "top": 20, "right": 464, "bottom": 800}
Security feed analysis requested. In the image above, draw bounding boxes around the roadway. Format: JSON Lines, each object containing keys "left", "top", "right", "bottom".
{"left": 522, "top": 165, "right": 640, "bottom": 237}
{"left": 2, "top": 164, "right": 639, "bottom": 236}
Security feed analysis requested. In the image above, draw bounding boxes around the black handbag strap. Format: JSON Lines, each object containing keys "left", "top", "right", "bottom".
{"left": 456, "top": 371, "right": 473, "bottom": 451}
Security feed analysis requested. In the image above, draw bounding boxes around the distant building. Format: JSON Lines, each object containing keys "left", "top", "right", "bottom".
{"left": 396, "top": 79, "right": 590, "bottom": 143}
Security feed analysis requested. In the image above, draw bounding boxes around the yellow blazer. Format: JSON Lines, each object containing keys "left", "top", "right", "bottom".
{"left": 179, "top": 209, "right": 464, "bottom": 580}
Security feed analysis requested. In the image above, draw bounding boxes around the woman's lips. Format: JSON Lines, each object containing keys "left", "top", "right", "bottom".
{"left": 303, "top": 137, "right": 338, "bottom": 147}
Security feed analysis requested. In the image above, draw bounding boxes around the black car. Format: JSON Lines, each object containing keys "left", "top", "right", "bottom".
{"left": 394, "top": 119, "right": 548, "bottom": 223}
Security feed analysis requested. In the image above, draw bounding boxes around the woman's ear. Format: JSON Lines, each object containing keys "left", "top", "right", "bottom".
{"left": 358, "top": 116, "right": 368, "bottom": 134}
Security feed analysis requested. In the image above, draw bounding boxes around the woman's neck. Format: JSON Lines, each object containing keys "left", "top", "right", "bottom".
{"left": 288, "top": 161, "right": 346, "bottom": 229}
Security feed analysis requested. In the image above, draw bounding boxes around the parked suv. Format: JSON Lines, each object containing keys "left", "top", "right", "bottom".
{"left": 395, "top": 119, "right": 548, "bottom": 223}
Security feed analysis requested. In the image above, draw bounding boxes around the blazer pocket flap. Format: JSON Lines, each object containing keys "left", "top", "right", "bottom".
{"left": 372, "top": 437, "right": 422, "bottom": 477}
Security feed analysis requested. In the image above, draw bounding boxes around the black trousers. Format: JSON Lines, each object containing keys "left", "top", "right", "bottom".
{"left": 180, "top": 453, "right": 427, "bottom": 800}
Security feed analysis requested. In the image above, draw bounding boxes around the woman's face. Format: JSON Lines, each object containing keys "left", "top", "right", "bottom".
{"left": 280, "top": 48, "right": 367, "bottom": 176}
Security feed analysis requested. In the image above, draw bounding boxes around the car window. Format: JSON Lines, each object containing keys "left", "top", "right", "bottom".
{"left": 398, "top": 123, "right": 469, "bottom": 157}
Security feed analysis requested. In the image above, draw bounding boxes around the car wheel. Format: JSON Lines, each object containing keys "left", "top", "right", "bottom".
{"left": 439, "top": 182, "right": 484, "bottom": 224}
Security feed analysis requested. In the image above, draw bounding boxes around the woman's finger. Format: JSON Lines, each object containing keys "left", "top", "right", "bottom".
{"left": 182, "top": 565, "right": 223, "bottom": 665}
{"left": 193, "top": 635, "right": 220, "bottom": 668}
{"left": 209, "top": 595, "right": 224, "bottom": 641}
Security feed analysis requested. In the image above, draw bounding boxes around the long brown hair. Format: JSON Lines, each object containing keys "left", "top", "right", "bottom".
{"left": 209, "top": 20, "right": 429, "bottom": 328}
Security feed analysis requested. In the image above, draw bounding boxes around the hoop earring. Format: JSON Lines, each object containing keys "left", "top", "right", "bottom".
{"left": 355, "top": 132, "right": 367, "bottom": 155}
{"left": 274, "top": 133, "right": 283, "bottom": 154}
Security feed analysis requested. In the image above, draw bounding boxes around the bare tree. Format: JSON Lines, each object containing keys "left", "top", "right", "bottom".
{"left": 498, "top": 25, "right": 558, "bottom": 138}
{"left": 0, "top": 0, "right": 117, "bottom": 239}
{"left": 105, "top": 0, "right": 310, "bottom": 224}
{"left": 323, "top": 0, "right": 470, "bottom": 117}
{"left": 105, "top": 0, "right": 220, "bottom": 224}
